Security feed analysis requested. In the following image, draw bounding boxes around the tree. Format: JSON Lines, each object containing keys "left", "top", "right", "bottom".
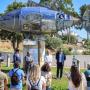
{"left": 0, "top": 2, "right": 26, "bottom": 50}
{"left": 39, "top": 0, "right": 78, "bottom": 17}
{"left": 76, "top": 5, "right": 90, "bottom": 40}
{"left": 80, "top": 4, "right": 87, "bottom": 19}
{"left": 76, "top": 4, "right": 88, "bottom": 27}
{"left": 0, "top": 30, "right": 23, "bottom": 50}
{"left": 61, "top": 35, "right": 77, "bottom": 44}
{"left": 45, "top": 35, "right": 63, "bottom": 49}
{"left": 83, "top": 39, "right": 90, "bottom": 55}
{"left": 5, "top": 2, "right": 26, "bottom": 13}
{"left": 40, "top": 0, "right": 73, "bottom": 10}
{"left": 83, "top": 39, "right": 90, "bottom": 49}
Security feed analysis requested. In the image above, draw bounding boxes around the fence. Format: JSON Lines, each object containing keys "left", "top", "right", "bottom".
{"left": 52, "top": 55, "right": 90, "bottom": 68}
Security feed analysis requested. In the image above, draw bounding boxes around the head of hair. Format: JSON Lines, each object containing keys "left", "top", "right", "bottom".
{"left": 87, "top": 64, "right": 90, "bottom": 70}
{"left": 27, "top": 52, "right": 30, "bottom": 56}
{"left": 70, "top": 65, "right": 81, "bottom": 88}
{"left": 15, "top": 48, "right": 19, "bottom": 52}
{"left": 41, "top": 63, "right": 51, "bottom": 72}
{"left": 46, "top": 50, "right": 51, "bottom": 55}
{"left": 14, "top": 61, "right": 20, "bottom": 68}
{"left": 29, "top": 64, "right": 40, "bottom": 83}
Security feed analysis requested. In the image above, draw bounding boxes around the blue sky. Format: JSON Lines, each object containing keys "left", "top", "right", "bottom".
{"left": 0, "top": 0, "right": 90, "bottom": 39}
{"left": 72, "top": 0, "right": 90, "bottom": 39}
{"left": 73, "top": 0, "right": 90, "bottom": 13}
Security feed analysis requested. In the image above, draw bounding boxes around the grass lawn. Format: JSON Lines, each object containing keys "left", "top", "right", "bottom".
{"left": 1, "top": 64, "right": 85, "bottom": 90}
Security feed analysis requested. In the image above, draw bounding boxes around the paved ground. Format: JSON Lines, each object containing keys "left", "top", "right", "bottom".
{"left": 1, "top": 52, "right": 90, "bottom": 68}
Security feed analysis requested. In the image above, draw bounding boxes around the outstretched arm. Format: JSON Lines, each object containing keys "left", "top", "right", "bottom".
{"left": 4, "top": 78, "right": 8, "bottom": 90}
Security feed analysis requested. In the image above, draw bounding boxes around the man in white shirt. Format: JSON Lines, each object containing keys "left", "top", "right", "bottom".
{"left": 24, "top": 52, "right": 33, "bottom": 74}
{"left": 25, "top": 52, "right": 33, "bottom": 62}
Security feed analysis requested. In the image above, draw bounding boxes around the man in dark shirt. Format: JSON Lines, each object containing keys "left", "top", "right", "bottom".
{"left": 13, "top": 48, "right": 21, "bottom": 64}
{"left": 56, "top": 48, "right": 66, "bottom": 79}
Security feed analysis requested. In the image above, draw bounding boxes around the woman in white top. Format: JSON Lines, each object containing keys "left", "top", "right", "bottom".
{"left": 45, "top": 50, "right": 52, "bottom": 67}
{"left": 67, "top": 65, "right": 87, "bottom": 90}
{"left": 26, "top": 64, "right": 46, "bottom": 90}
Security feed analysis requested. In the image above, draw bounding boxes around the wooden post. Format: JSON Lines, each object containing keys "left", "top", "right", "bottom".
{"left": 38, "top": 39, "right": 41, "bottom": 66}
{"left": 38, "top": 36, "right": 45, "bottom": 66}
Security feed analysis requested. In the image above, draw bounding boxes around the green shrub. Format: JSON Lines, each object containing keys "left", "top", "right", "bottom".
{"left": 82, "top": 50, "right": 90, "bottom": 55}
{"left": 45, "top": 36, "right": 63, "bottom": 49}
{"left": 62, "top": 47, "right": 72, "bottom": 55}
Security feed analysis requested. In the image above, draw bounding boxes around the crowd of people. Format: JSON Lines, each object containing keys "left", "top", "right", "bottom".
{"left": 0, "top": 48, "right": 90, "bottom": 90}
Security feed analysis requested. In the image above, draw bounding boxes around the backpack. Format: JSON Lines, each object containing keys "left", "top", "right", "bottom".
{"left": 11, "top": 69, "right": 19, "bottom": 86}
{"left": 29, "top": 78, "right": 40, "bottom": 90}
{"left": 85, "top": 74, "right": 90, "bottom": 81}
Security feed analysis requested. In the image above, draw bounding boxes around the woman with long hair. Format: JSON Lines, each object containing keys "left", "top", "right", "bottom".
{"left": 26, "top": 64, "right": 46, "bottom": 90}
{"left": 68, "top": 65, "right": 87, "bottom": 90}
{"left": 41, "top": 63, "right": 52, "bottom": 90}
